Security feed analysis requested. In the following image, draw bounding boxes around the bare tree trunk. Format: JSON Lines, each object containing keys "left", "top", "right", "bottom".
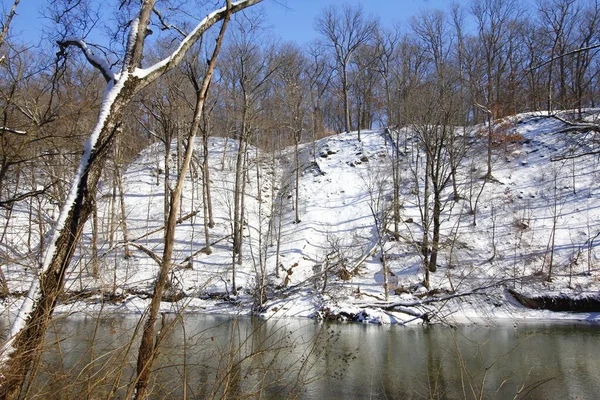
{"left": 232, "top": 138, "right": 244, "bottom": 292}
{"left": 91, "top": 193, "right": 99, "bottom": 279}
{"left": 266, "top": 151, "right": 276, "bottom": 247}
{"left": 546, "top": 171, "right": 560, "bottom": 282}
{"left": 133, "top": 7, "right": 233, "bottom": 397}
{"left": 475, "top": 102, "right": 495, "bottom": 180}
{"left": 253, "top": 150, "right": 267, "bottom": 310}
{"left": 201, "top": 124, "right": 213, "bottom": 255}
{"left": 35, "top": 195, "right": 45, "bottom": 263}
{"left": 109, "top": 173, "right": 118, "bottom": 248}
{"left": 356, "top": 97, "right": 362, "bottom": 142}
{"left": 422, "top": 153, "right": 431, "bottom": 288}
{"left": 449, "top": 128, "right": 461, "bottom": 201}
{"left": 26, "top": 173, "right": 34, "bottom": 253}
{"left": 163, "top": 137, "right": 171, "bottom": 227}
{"left": 232, "top": 103, "right": 248, "bottom": 286}
{"left": 275, "top": 200, "right": 283, "bottom": 280}
{"left": 429, "top": 192, "right": 441, "bottom": 274}
{"left": 486, "top": 112, "right": 494, "bottom": 179}
{"left": 0, "top": 123, "right": 115, "bottom": 398}
{"left": 176, "top": 127, "right": 183, "bottom": 220}
{"left": 342, "top": 64, "right": 351, "bottom": 133}
{"left": 203, "top": 118, "right": 214, "bottom": 228}
{"left": 381, "top": 245, "right": 389, "bottom": 301}
{"left": 294, "top": 137, "right": 301, "bottom": 223}
{"left": 238, "top": 140, "right": 249, "bottom": 267}
{"left": 115, "top": 156, "right": 131, "bottom": 258}
{"left": 202, "top": 166, "right": 212, "bottom": 255}
{"left": 388, "top": 129, "right": 401, "bottom": 237}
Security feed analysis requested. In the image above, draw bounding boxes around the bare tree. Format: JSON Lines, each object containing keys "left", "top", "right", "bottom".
{"left": 387, "top": 35, "right": 427, "bottom": 237}
{"left": 350, "top": 41, "right": 382, "bottom": 140}
{"left": 471, "top": 0, "right": 521, "bottom": 179}
{"left": 305, "top": 43, "right": 332, "bottom": 154}
{"left": 568, "top": 0, "right": 600, "bottom": 117}
{"left": 408, "top": 9, "right": 463, "bottom": 287}
{"left": 537, "top": 0, "right": 580, "bottom": 112}
{"left": 363, "top": 167, "right": 392, "bottom": 300}
{"left": 374, "top": 26, "right": 401, "bottom": 129}
{"left": 133, "top": 9, "right": 235, "bottom": 397}
{"left": 315, "top": 4, "right": 377, "bottom": 134}
{"left": 138, "top": 77, "right": 184, "bottom": 227}
{"left": 220, "top": 15, "right": 277, "bottom": 289}
{"left": 276, "top": 43, "right": 307, "bottom": 223}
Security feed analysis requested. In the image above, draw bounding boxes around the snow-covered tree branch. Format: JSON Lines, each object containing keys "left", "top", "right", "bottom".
{"left": 56, "top": 39, "right": 116, "bottom": 82}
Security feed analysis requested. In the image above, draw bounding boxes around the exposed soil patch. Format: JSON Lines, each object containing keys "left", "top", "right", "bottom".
{"left": 507, "top": 288, "right": 600, "bottom": 312}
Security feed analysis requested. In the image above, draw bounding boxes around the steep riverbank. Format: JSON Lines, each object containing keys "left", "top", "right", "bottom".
{"left": 2, "top": 111, "right": 600, "bottom": 326}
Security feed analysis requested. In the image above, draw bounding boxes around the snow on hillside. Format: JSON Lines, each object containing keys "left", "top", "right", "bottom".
{"left": 1, "top": 112, "right": 600, "bottom": 325}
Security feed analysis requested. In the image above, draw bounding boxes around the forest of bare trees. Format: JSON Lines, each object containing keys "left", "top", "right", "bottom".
{"left": 3, "top": 0, "right": 600, "bottom": 240}
{"left": 1, "top": 0, "right": 600, "bottom": 397}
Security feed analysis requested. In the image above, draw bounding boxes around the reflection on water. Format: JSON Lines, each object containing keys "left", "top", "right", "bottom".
{"left": 4, "top": 314, "right": 599, "bottom": 399}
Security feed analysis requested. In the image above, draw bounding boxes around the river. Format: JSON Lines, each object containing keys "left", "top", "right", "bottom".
{"left": 6, "top": 314, "right": 599, "bottom": 399}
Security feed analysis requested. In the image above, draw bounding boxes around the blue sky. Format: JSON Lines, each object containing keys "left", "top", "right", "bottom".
{"left": 261, "top": 0, "right": 467, "bottom": 44}
{"left": 8, "top": 0, "right": 471, "bottom": 46}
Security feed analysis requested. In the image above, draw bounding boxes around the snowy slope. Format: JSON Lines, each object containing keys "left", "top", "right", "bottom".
{"left": 1, "top": 112, "right": 599, "bottom": 325}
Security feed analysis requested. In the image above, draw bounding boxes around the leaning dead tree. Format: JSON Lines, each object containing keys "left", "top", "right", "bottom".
{"left": 132, "top": 3, "right": 233, "bottom": 397}
{"left": 0, "top": 0, "right": 262, "bottom": 398}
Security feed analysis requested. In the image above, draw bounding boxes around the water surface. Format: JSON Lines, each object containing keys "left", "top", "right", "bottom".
{"left": 6, "top": 315, "right": 599, "bottom": 399}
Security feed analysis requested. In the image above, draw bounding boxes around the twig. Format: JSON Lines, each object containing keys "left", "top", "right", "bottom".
{"left": 181, "top": 234, "right": 232, "bottom": 264}
{"left": 152, "top": 7, "right": 186, "bottom": 37}
{"left": 130, "top": 210, "right": 200, "bottom": 242}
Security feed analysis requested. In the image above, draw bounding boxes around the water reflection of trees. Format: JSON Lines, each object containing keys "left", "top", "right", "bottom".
{"left": 9, "top": 317, "right": 599, "bottom": 398}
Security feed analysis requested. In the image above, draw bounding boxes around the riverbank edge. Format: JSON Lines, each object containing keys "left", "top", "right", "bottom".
{"left": 2, "top": 287, "right": 600, "bottom": 327}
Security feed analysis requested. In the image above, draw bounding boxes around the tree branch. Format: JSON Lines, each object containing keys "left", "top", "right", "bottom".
{"left": 56, "top": 39, "right": 116, "bottom": 82}
{"left": 0, "top": 181, "right": 56, "bottom": 209}
{"left": 152, "top": 7, "right": 186, "bottom": 38}
{"left": 181, "top": 234, "right": 232, "bottom": 264}
{"left": 130, "top": 210, "right": 200, "bottom": 242}
{"left": 549, "top": 113, "right": 600, "bottom": 133}
{"left": 365, "top": 281, "right": 506, "bottom": 311}
{"left": 529, "top": 43, "right": 600, "bottom": 71}
{"left": 126, "top": 242, "right": 162, "bottom": 266}
{"left": 0, "top": 126, "right": 26, "bottom": 136}
{"left": 134, "top": 0, "right": 262, "bottom": 84}
{"left": 551, "top": 150, "right": 600, "bottom": 161}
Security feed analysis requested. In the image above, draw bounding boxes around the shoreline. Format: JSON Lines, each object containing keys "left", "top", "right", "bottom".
{"left": 3, "top": 289, "right": 600, "bottom": 327}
